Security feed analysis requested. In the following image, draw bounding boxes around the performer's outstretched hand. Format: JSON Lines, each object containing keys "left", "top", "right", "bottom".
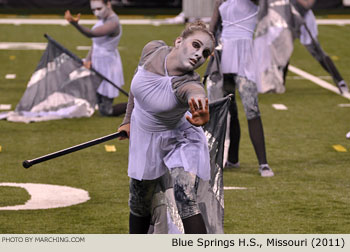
{"left": 186, "top": 98, "right": 209, "bottom": 126}
{"left": 65, "top": 10, "right": 81, "bottom": 24}
{"left": 118, "top": 123, "right": 130, "bottom": 140}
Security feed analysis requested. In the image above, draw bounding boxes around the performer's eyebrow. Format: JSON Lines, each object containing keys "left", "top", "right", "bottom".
{"left": 193, "top": 39, "right": 204, "bottom": 46}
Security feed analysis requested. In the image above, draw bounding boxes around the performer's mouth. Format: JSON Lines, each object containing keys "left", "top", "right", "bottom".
{"left": 189, "top": 58, "right": 197, "bottom": 66}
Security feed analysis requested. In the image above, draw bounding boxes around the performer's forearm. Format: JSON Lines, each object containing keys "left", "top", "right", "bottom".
{"left": 120, "top": 91, "right": 135, "bottom": 126}
{"left": 70, "top": 22, "right": 96, "bottom": 38}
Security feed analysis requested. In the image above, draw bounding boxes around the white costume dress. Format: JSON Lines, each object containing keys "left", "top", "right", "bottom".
{"left": 219, "top": 0, "right": 258, "bottom": 82}
{"left": 91, "top": 14, "right": 124, "bottom": 98}
{"left": 126, "top": 41, "right": 210, "bottom": 181}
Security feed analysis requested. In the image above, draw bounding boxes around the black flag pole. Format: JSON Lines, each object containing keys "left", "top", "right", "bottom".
{"left": 44, "top": 34, "right": 129, "bottom": 97}
{"left": 22, "top": 131, "right": 127, "bottom": 169}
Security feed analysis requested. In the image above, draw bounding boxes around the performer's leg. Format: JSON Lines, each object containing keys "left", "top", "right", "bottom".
{"left": 305, "top": 43, "right": 349, "bottom": 93}
{"left": 128, "top": 178, "right": 159, "bottom": 234}
{"left": 223, "top": 74, "right": 240, "bottom": 167}
{"left": 170, "top": 168, "right": 207, "bottom": 234}
{"left": 227, "top": 97, "right": 240, "bottom": 165}
{"left": 112, "top": 102, "right": 127, "bottom": 116}
{"left": 97, "top": 93, "right": 127, "bottom": 116}
{"left": 182, "top": 214, "right": 207, "bottom": 234}
{"left": 283, "top": 61, "right": 290, "bottom": 86}
{"left": 129, "top": 213, "right": 151, "bottom": 234}
{"left": 236, "top": 76, "right": 274, "bottom": 177}
{"left": 96, "top": 93, "right": 114, "bottom": 116}
{"left": 248, "top": 117, "right": 267, "bottom": 165}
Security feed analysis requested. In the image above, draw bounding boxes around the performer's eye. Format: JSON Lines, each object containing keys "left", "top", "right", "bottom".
{"left": 203, "top": 49, "right": 210, "bottom": 58}
{"left": 192, "top": 41, "right": 200, "bottom": 49}
{"left": 92, "top": 8, "right": 102, "bottom": 11}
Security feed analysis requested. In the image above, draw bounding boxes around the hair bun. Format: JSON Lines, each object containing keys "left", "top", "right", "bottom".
{"left": 186, "top": 20, "right": 207, "bottom": 30}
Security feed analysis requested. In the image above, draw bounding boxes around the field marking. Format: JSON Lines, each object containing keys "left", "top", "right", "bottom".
{"left": 288, "top": 65, "right": 350, "bottom": 100}
{"left": 5, "top": 74, "right": 16, "bottom": 79}
{"left": 76, "top": 46, "right": 91, "bottom": 51}
{"left": 0, "top": 183, "right": 90, "bottom": 210}
{"left": 0, "top": 18, "right": 349, "bottom": 26}
{"left": 0, "top": 42, "right": 124, "bottom": 51}
{"left": 272, "top": 104, "right": 288, "bottom": 110}
{"left": 0, "top": 18, "right": 160, "bottom": 25}
{"left": 0, "top": 104, "right": 12, "bottom": 110}
{"left": 338, "top": 104, "right": 350, "bottom": 107}
{"left": 224, "top": 186, "right": 248, "bottom": 190}
{"left": 0, "top": 42, "right": 47, "bottom": 50}
{"left": 286, "top": 75, "right": 332, "bottom": 80}
{"left": 332, "top": 145, "right": 347, "bottom": 152}
{"left": 105, "top": 145, "right": 116, "bottom": 152}
{"left": 316, "top": 19, "right": 350, "bottom": 25}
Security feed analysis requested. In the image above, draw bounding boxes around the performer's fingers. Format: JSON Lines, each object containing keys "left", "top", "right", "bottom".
{"left": 188, "top": 98, "right": 195, "bottom": 113}
{"left": 205, "top": 98, "right": 209, "bottom": 111}
{"left": 198, "top": 99, "right": 203, "bottom": 110}
{"left": 191, "top": 98, "right": 198, "bottom": 111}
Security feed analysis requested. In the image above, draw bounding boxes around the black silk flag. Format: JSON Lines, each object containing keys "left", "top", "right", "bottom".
{"left": 150, "top": 96, "right": 231, "bottom": 234}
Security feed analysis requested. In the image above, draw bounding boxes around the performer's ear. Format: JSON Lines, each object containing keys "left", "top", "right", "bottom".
{"left": 174, "top": 37, "right": 182, "bottom": 48}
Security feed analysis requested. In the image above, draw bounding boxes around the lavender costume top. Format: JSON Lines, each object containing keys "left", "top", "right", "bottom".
{"left": 91, "top": 14, "right": 124, "bottom": 98}
{"left": 126, "top": 40, "right": 210, "bottom": 181}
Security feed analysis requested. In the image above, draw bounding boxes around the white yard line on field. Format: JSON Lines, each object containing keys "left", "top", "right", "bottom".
{"left": 316, "top": 19, "right": 350, "bottom": 25}
{"left": 0, "top": 18, "right": 159, "bottom": 25}
{"left": 224, "top": 186, "right": 248, "bottom": 190}
{"left": 288, "top": 65, "right": 350, "bottom": 100}
{"left": 0, "top": 42, "right": 47, "bottom": 50}
{"left": 286, "top": 75, "right": 332, "bottom": 80}
{"left": 0, "top": 42, "right": 125, "bottom": 51}
{"left": 338, "top": 104, "right": 350, "bottom": 107}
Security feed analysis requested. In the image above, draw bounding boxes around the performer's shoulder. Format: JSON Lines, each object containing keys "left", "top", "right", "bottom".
{"left": 142, "top": 40, "right": 167, "bottom": 55}
{"left": 139, "top": 40, "right": 168, "bottom": 65}
{"left": 105, "top": 14, "right": 119, "bottom": 24}
{"left": 172, "top": 72, "right": 202, "bottom": 89}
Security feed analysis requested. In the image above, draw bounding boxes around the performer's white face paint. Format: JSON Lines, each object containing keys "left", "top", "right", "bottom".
{"left": 90, "top": 1, "right": 109, "bottom": 20}
{"left": 175, "top": 32, "right": 214, "bottom": 72}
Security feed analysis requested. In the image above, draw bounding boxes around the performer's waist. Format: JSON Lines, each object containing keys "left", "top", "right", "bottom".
{"left": 222, "top": 29, "right": 254, "bottom": 39}
{"left": 93, "top": 44, "right": 118, "bottom": 52}
{"left": 133, "top": 105, "right": 188, "bottom": 132}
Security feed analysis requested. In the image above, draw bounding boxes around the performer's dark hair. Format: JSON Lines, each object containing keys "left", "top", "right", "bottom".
{"left": 180, "top": 20, "right": 215, "bottom": 48}
{"left": 90, "top": 0, "right": 111, "bottom": 4}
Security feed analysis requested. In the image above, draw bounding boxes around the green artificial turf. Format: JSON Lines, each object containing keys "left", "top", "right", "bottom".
{"left": 0, "top": 21, "right": 349, "bottom": 234}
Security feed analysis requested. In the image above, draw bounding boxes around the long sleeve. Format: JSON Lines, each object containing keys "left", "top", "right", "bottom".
{"left": 209, "top": 0, "right": 223, "bottom": 34}
{"left": 175, "top": 82, "right": 207, "bottom": 106}
{"left": 120, "top": 91, "right": 135, "bottom": 126}
{"left": 70, "top": 16, "right": 120, "bottom": 38}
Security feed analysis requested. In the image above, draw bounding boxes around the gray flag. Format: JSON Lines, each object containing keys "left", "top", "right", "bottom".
{"left": 253, "top": 0, "right": 305, "bottom": 93}
{"left": 1, "top": 39, "right": 102, "bottom": 123}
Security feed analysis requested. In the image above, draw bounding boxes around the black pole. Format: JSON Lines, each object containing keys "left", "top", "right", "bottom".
{"left": 44, "top": 34, "right": 129, "bottom": 97}
{"left": 22, "top": 131, "right": 127, "bottom": 169}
